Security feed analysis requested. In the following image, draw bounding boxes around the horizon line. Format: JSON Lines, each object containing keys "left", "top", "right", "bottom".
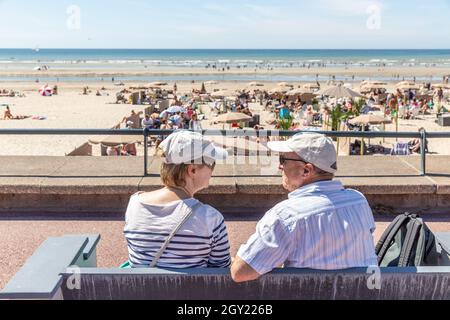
{"left": 1, "top": 48, "right": 450, "bottom": 50}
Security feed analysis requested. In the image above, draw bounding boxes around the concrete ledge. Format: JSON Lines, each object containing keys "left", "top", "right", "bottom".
{"left": 0, "top": 156, "right": 449, "bottom": 214}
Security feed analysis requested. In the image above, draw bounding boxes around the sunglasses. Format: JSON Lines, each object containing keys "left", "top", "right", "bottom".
{"left": 204, "top": 162, "right": 216, "bottom": 170}
{"left": 279, "top": 155, "right": 308, "bottom": 166}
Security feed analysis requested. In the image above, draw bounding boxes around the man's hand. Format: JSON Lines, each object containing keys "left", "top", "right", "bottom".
{"left": 230, "top": 256, "right": 261, "bottom": 283}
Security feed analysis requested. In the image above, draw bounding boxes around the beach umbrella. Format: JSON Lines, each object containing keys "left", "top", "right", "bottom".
{"left": 166, "top": 106, "right": 187, "bottom": 114}
{"left": 348, "top": 115, "right": 392, "bottom": 125}
{"left": 211, "top": 90, "right": 237, "bottom": 98}
{"left": 431, "top": 83, "right": 450, "bottom": 89}
{"left": 361, "top": 84, "right": 386, "bottom": 90}
{"left": 361, "top": 80, "right": 387, "bottom": 87}
{"left": 286, "top": 88, "right": 313, "bottom": 96}
{"left": 88, "top": 135, "right": 144, "bottom": 147}
{"left": 318, "top": 85, "right": 364, "bottom": 99}
{"left": 269, "top": 87, "right": 290, "bottom": 94}
{"left": 302, "top": 83, "right": 321, "bottom": 91}
{"left": 395, "top": 81, "right": 418, "bottom": 90}
{"left": 248, "top": 82, "right": 264, "bottom": 87}
{"left": 214, "top": 112, "right": 253, "bottom": 123}
{"left": 38, "top": 85, "right": 53, "bottom": 96}
{"left": 396, "top": 84, "right": 420, "bottom": 91}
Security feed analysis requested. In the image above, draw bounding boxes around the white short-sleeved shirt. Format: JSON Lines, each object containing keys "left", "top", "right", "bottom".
{"left": 237, "top": 181, "right": 378, "bottom": 275}
{"left": 124, "top": 193, "right": 231, "bottom": 269}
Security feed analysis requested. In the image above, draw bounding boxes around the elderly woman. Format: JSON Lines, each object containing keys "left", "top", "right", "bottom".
{"left": 124, "top": 130, "right": 231, "bottom": 269}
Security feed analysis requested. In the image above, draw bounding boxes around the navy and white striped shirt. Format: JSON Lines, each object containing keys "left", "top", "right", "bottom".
{"left": 124, "top": 193, "right": 231, "bottom": 269}
{"left": 237, "top": 181, "right": 378, "bottom": 274}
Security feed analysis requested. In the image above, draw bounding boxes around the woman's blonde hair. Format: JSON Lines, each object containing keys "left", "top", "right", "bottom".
{"left": 158, "top": 150, "right": 210, "bottom": 188}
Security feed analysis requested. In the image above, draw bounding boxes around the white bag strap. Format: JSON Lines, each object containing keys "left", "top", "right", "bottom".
{"left": 150, "top": 201, "right": 203, "bottom": 268}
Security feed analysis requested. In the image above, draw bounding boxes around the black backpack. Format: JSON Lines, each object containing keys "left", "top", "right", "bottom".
{"left": 376, "top": 212, "right": 450, "bottom": 267}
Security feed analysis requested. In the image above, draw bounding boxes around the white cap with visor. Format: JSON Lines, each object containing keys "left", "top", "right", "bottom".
{"left": 159, "top": 130, "right": 228, "bottom": 166}
{"left": 267, "top": 133, "right": 338, "bottom": 174}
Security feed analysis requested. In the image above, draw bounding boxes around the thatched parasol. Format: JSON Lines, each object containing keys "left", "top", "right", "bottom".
{"left": 318, "top": 85, "right": 365, "bottom": 99}
{"left": 214, "top": 112, "right": 253, "bottom": 123}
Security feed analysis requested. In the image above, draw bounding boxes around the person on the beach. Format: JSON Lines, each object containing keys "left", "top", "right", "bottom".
{"left": 106, "top": 146, "right": 120, "bottom": 156}
{"left": 154, "top": 119, "right": 173, "bottom": 151}
{"left": 122, "top": 110, "right": 141, "bottom": 129}
{"left": 124, "top": 130, "right": 231, "bottom": 269}
{"left": 142, "top": 114, "right": 154, "bottom": 130}
{"left": 408, "top": 128, "right": 429, "bottom": 154}
{"left": 279, "top": 103, "right": 290, "bottom": 119}
{"left": 189, "top": 113, "right": 203, "bottom": 131}
{"left": 303, "top": 105, "right": 316, "bottom": 126}
{"left": 231, "top": 133, "right": 378, "bottom": 283}
{"left": 3, "top": 106, "right": 13, "bottom": 120}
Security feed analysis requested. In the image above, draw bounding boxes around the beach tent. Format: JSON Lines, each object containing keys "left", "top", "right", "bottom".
{"left": 318, "top": 85, "right": 364, "bottom": 99}
{"left": 38, "top": 85, "right": 53, "bottom": 97}
{"left": 88, "top": 135, "right": 144, "bottom": 147}
{"left": 248, "top": 82, "right": 265, "bottom": 87}
{"left": 148, "top": 82, "right": 168, "bottom": 87}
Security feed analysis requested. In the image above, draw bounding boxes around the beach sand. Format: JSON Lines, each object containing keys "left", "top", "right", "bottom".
{"left": 1, "top": 79, "right": 450, "bottom": 156}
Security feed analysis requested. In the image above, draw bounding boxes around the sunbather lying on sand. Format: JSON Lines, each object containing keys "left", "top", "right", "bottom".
{"left": 2, "top": 106, "right": 31, "bottom": 120}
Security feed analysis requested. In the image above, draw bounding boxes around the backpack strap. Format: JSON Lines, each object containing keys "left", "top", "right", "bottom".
{"left": 150, "top": 200, "right": 203, "bottom": 268}
{"left": 413, "top": 218, "right": 428, "bottom": 266}
{"left": 376, "top": 213, "right": 411, "bottom": 263}
{"left": 398, "top": 218, "right": 422, "bottom": 267}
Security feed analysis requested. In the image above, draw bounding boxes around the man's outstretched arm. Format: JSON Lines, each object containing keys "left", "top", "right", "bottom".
{"left": 230, "top": 256, "right": 261, "bottom": 283}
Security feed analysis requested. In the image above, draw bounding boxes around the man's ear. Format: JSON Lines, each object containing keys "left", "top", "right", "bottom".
{"left": 303, "top": 163, "right": 314, "bottom": 176}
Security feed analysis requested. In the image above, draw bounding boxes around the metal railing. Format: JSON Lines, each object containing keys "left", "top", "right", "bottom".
{"left": 1, "top": 128, "right": 449, "bottom": 176}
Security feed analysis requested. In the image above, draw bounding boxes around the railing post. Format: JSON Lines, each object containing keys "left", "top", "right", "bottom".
{"left": 144, "top": 128, "right": 148, "bottom": 177}
{"left": 420, "top": 129, "right": 427, "bottom": 176}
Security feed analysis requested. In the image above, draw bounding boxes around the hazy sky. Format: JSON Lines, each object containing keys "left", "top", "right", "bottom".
{"left": 1, "top": 0, "right": 450, "bottom": 49}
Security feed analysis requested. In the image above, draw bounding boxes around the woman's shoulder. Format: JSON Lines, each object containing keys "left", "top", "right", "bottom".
{"left": 190, "top": 200, "right": 224, "bottom": 220}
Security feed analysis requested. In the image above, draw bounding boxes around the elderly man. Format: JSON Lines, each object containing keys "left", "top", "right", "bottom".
{"left": 231, "top": 133, "right": 378, "bottom": 283}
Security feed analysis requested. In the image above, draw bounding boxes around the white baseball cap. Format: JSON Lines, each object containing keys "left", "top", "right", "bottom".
{"left": 159, "top": 130, "right": 228, "bottom": 166}
{"left": 267, "top": 133, "right": 338, "bottom": 174}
